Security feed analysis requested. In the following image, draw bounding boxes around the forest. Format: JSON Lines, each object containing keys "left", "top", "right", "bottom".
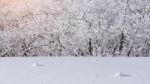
{"left": 0, "top": 0, "right": 150, "bottom": 57}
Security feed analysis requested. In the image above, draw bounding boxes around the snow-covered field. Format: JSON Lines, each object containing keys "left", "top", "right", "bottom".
{"left": 0, "top": 57, "right": 149, "bottom": 84}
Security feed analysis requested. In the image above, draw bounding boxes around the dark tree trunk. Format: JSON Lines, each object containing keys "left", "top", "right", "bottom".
{"left": 88, "top": 38, "right": 93, "bottom": 56}
{"left": 119, "top": 32, "right": 125, "bottom": 55}
{"left": 127, "top": 45, "right": 133, "bottom": 57}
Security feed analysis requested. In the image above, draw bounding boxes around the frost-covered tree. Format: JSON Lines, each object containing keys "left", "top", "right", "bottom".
{"left": 0, "top": 0, "right": 150, "bottom": 57}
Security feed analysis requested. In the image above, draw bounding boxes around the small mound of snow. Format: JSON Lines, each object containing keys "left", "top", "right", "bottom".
{"left": 32, "top": 63, "right": 39, "bottom": 66}
{"left": 32, "top": 63, "right": 44, "bottom": 67}
{"left": 114, "top": 72, "right": 131, "bottom": 77}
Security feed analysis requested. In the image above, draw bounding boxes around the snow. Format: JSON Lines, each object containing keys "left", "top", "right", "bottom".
{"left": 32, "top": 62, "right": 44, "bottom": 67}
{"left": 114, "top": 72, "right": 131, "bottom": 77}
{"left": 0, "top": 57, "right": 149, "bottom": 84}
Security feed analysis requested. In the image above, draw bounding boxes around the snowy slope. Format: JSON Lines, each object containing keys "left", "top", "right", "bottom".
{"left": 0, "top": 57, "right": 149, "bottom": 84}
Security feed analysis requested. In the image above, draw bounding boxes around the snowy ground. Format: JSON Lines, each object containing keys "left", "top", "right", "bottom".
{"left": 0, "top": 57, "right": 150, "bottom": 84}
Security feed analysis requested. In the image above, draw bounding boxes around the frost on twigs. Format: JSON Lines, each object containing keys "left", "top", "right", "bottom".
{"left": 0, "top": 0, "right": 150, "bottom": 57}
